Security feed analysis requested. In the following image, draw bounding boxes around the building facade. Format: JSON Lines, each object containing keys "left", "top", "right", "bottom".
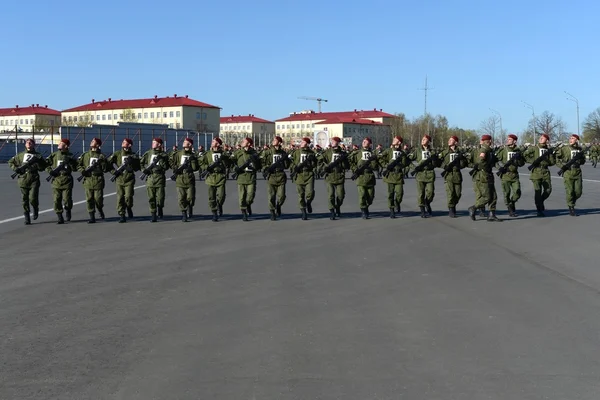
{"left": 219, "top": 114, "right": 276, "bottom": 147}
{"left": 0, "top": 104, "right": 61, "bottom": 134}
{"left": 61, "top": 95, "right": 221, "bottom": 132}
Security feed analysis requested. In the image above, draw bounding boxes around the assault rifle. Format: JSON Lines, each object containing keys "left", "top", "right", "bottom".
{"left": 139, "top": 155, "right": 162, "bottom": 181}
{"left": 410, "top": 154, "right": 439, "bottom": 177}
{"left": 46, "top": 154, "right": 78, "bottom": 182}
{"left": 496, "top": 152, "right": 522, "bottom": 177}
{"left": 440, "top": 152, "right": 464, "bottom": 178}
{"left": 170, "top": 156, "right": 192, "bottom": 181}
{"left": 557, "top": 150, "right": 586, "bottom": 176}
{"left": 232, "top": 153, "right": 260, "bottom": 179}
{"left": 200, "top": 156, "right": 225, "bottom": 179}
{"left": 263, "top": 152, "right": 290, "bottom": 180}
{"left": 77, "top": 159, "right": 99, "bottom": 182}
{"left": 527, "top": 145, "right": 561, "bottom": 171}
{"left": 351, "top": 153, "right": 377, "bottom": 180}
{"left": 323, "top": 151, "right": 349, "bottom": 176}
{"left": 109, "top": 157, "right": 131, "bottom": 182}
{"left": 382, "top": 152, "right": 405, "bottom": 178}
{"left": 468, "top": 163, "right": 480, "bottom": 177}
{"left": 11, "top": 152, "right": 45, "bottom": 179}
{"left": 290, "top": 153, "right": 317, "bottom": 180}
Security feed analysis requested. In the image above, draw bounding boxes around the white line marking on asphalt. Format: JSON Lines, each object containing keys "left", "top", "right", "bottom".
{"left": 520, "top": 173, "right": 600, "bottom": 183}
{"left": 0, "top": 184, "right": 147, "bottom": 225}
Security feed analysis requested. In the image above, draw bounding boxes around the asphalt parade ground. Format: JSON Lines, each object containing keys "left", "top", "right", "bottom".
{"left": 1, "top": 164, "right": 600, "bottom": 399}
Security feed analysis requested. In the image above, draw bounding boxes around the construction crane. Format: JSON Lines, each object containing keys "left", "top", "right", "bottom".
{"left": 298, "top": 96, "right": 328, "bottom": 112}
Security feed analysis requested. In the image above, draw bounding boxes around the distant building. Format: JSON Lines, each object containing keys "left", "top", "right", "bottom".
{"left": 0, "top": 104, "right": 61, "bottom": 133}
{"left": 219, "top": 114, "right": 276, "bottom": 146}
{"left": 61, "top": 94, "right": 221, "bottom": 132}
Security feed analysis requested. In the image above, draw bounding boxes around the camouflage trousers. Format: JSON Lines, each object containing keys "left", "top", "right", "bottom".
{"left": 473, "top": 180, "right": 497, "bottom": 211}
{"left": 207, "top": 185, "right": 226, "bottom": 212}
{"left": 296, "top": 179, "right": 315, "bottom": 209}
{"left": 237, "top": 183, "right": 256, "bottom": 210}
{"left": 563, "top": 177, "right": 583, "bottom": 207}
{"left": 357, "top": 185, "right": 375, "bottom": 209}
{"left": 116, "top": 182, "right": 135, "bottom": 215}
{"left": 267, "top": 183, "right": 286, "bottom": 211}
{"left": 327, "top": 182, "right": 345, "bottom": 210}
{"left": 444, "top": 180, "right": 461, "bottom": 208}
{"left": 386, "top": 183, "right": 403, "bottom": 209}
{"left": 531, "top": 178, "right": 552, "bottom": 207}
{"left": 416, "top": 180, "right": 434, "bottom": 207}
{"left": 501, "top": 179, "right": 521, "bottom": 206}
{"left": 19, "top": 181, "right": 40, "bottom": 213}
{"left": 53, "top": 186, "right": 73, "bottom": 213}
{"left": 177, "top": 186, "right": 195, "bottom": 212}
{"left": 85, "top": 188, "right": 104, "bottom": 212}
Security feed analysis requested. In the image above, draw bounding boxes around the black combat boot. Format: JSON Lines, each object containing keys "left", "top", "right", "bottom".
{"left": 127, "top": 207, "right": 134, "bottom": 219}
{"left": 98, "top": 207, "right": 105, "bottom": 220}
{"left": 88, "top": 212, "right": 96, "bottom": 224}
{"left": 301, "top": 208, "right": 308, "bottom": 220}
{"left": 24, "top": 212, "right": 31, "bottom": 225}
{"left": 361, "top": 208, "right": 369, "bottom": 219}
{"left": 390, "top": 208, "right": 396, "bottom": 219}
{"left": 395, "top": 202, "right": 401, "bottom": 214}
{"left": 119, "top": 214, "right": 126, "bottom": 223}
{"left": 479, "top": 207, "right": 486, "bottom": 217}
{"left": 329, "top": 209, "right": 336, "bottom": 220}
{"left": 468, "top": 206, "right": 476, "bottom": 221}
{"left": 508, "top": 203, "right": 518, "bottom": 217}
{"left": 151, "top": 212, "right": 158, "bottom": 223}
{"left": 247, "top": 204, "right": 252, "bottom": 216}
{"left": 218, "top": 204, "right": 223, "bottom": 216}
{"left": 366, "top": 207, "right": 370, "bottom": 219}
{"left": 276, "top": 203, "right": 282, "bottom": 217}
{"left": 448, "top": 207, "right": 456, "bottom": 218}
{"left": 212, "top": 210, "right": 219, "bottom": 222}
{"left": 536, "top": 204, "right": 545, "bottom": 217}
{"left": 157, "top": 206, "right": 163, "bottom": 219}
{"left": 569, "top": 207, "right": 578, "bottom": 217}
{"left": 65, "top": 209, "right": 72, "bottom": 222}
{"left": 33, "top": 207, "right": 39, "bottom": 220}
{"left": 420, "top": 206, "right": 428, "bottom": 218}
{"left": 182, "top": 210, "right": 188, "bottom": 222}
{"left": 270, "top": 210, "right": 277, "bottom": 221}
{"left": 335, "top": 205, "right": 341, "bottom": 217}
{"left": 242, "top": 209, "right": 248, "bottom": 221}
{"left": 487, "top": 210, "right": 502, "bottom": 222}
{"left": 306, "top": 201, "right": 313, "bottom": 214}
{"left": 426, "top": 201, "right": 433, "bottom": 216}
{"left": 57, "top": 212, "right": 64, "bottom": 225}
{"left": 187, "top": 205, "right": 193, "bottom": 219}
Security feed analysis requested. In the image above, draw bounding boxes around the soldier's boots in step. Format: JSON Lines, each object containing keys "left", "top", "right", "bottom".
{"left": 242, "top": 209, "right": 249, "bottom": 221}
{"left": 187, "top": 205, "right": 193, "bottom": 219}
{"left": 57, "top": 212, "right": 64, "bottom": 225}
{"left": 65, "top": 209, "right": 72, "bottom": 222}
{"left": 306, "top": 201, "right": 313, "bottom": 214}
{"left": 276, "top": 203, "right": 282, "bottom": 217}
{"left": 182, "top": 210, "right": 189, "bottom": 222}
{"left": 468, "top": 206, "right": 477, "bottom": 221}
{"left": 24, "top": 212, "right": 31, "bottom": 225}
{"left": 270, "top": 210, "right": 277, "bottom": 221}
{"left": 361, "top": 207, "right": 370, "bottom": 220}
{"left": 33, "top": 207, "right": 39, "bottom": 220}
{"left": 247, "top": 204, "right": 252, "bottom": 216}
{"left": 151, "top": 212, "right": 158, "bottom": 223}
{"left": 301, "top": 208, "right": 308, "bottom": 220}
{"left": 389, "top": 208, "right": 396, "bottom": 219}
{"left": 329, "top": 209, "right": 336, "bottom": 220}
{"left": 487, "top": 210, "right": 502, "bottom": 222}
{"left": 569, "top": 207, "right": 578, "bottom": 217}
{"left": 218, "top": 204, "right": 223, "bottom": 217}
{"left": 212, "top": 210, "right": 219, "bottom": 222}
{"left": 426, "top": 201, "right": 433, "bottom": 217}
{"left": 536, "top": 204, "right": 545, "bottom": 217}
{"left": 119, "top": 214, "right": 126, "bottom": 223}
{"left": 127, "top": 207, "right": 134, "bottom": 219}
{"left": 88, "top": 212, "right": 96, "bottom": 224}
{"left": 508, "top": 203, "right": 518, "bottom": 217}
{"left": 98, "top": 208, "right": 105, "bottom": 220}
{"left": 448, "top": 207, "right": 457, "bottom": 218}
{"left": 420, "top": 206, "right": 428, "bottom": 218}
{"left": 157, "top": 206, "right": 164, "bottom": 219}
{"left": 335, "top": 205, "right": 341, "bottom": 218}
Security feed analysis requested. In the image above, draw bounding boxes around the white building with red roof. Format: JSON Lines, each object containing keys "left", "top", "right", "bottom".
{"left": 61, "top": 94, "right": 221, "bottom": 132}
{"left": 0, "top": 104, "right": 61, "bottom": 133}
{"left": 219, "top": 114, "right": 275, "bottom": 146}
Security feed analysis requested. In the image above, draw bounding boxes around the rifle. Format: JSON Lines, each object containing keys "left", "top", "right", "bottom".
{"left": 468, "top": 163, "right": 480, "bottom": 177}
{"left": 170, "top": 156, "right": 192, "bottom": 181}
{"left": 46, "top": 153, "right": 78, "bottom": 182}
{"left": 109, "top": 157, "right": 131, "bottom": 182}
{"left": 232, "top": 153, "right": 260, "bottom": 179}
{"left": 557, "top": 150, "right": 586, "bottom": 176}
{"left": 527, "top": 145, "right": 561, "bottom": 171}
{"left": 200, "top": 155, "right": 225, "bottom": 179}
{"left": 410, "top": 154, "right": 439, "bottom": 177}
{"left": 290, "top": 153, "right": 317, "bottom": 180}
{"left": 77, "top": 159, "right": 99, "bottom": 182}
{"left": 11, "top": 152, "right": 45, "bottom": 179}
{"left": 263, "top": 152, "right": 290, "bottom": 180}
{"left": 496, "top": 152, "right": 522, "bottom": 177}
{"left": 139, "top": 155, "right": 162, "bottom": 181}
{"left": 440, "top": 152, "right": 464, "bottom": 178}
{"left": 382, "top": 151, "right": 405, "bottom": 178}
{"left": 351, "top": 153, "right": 377, "bottom": 180}
{"left": 323, "top": 151, "right": 349, "bottom": 177}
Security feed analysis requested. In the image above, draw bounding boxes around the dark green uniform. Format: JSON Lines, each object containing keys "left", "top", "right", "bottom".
{"left": 468, "top": 144, "right": 500, "bottom": 221}
{"left": 261, "top": 146, "right": 291, "bottom": 219}
{"left": 231, "top": 147, "right": 261, "bottom": 218}
{"left": 557, "top": 143, "right": 586, "bottom": 214}
{"left": 349, "top": 147, "right": 379, "bottom": 218}
{"left": 319, "top": 146, "right": 350, "bottom": 218}
{"left": 46, "top": 150, "right": 78, "bottom": 222}
{"left": 408, "top": 146, "right": 439, "bottom": 216}
{"left": 8, "top": 149, "right": 47, "bottom": 223}
{"left": 380, "top": 146, "right": 409, "bottom": 217}
{"left": 495, "top": 144, "right": 525, "bottom": 215}
{"left": 522, "top": 144, "right": 556, "bottom": 215}
{"left": 290, "top": 147, "right": 317, "bottom": 219}
{"left": 77, "top": 149, "right": 109, "bottom": 219}
{"left": 140, "top": 149, "right": 170, "bottom": 220}
{"left": 439, "top": 146, "right": 468, "bottom": 216}
{"left": 107, "top": 149, "right": 141, "bottom": 219}
{"left": 200, "top": 149, "right": 231, "bottom": 219}
{"left": 170, "top": 149, "right": 199, "bottom": 219}
{"left": 590, "top": 144, "right": 598, "bottom": 168}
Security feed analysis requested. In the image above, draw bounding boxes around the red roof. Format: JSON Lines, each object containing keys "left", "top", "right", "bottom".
{"left": 220, "top": 114, "right": 274, "bottom": 124}
{"left": 0, "top": 104, "right": 61, "bottom": 117}
{"left": 62, "top": 95, "right": 219, "bottom": 112}
{"left": 277, "top": 109, "right": 394, "bottom": 122}
{"left": 315, "top": 117, "right": 384, "bottom": 125}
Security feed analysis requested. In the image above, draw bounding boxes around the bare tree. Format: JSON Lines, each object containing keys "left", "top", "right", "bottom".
{"left": 534, "top": 111, "right": 566, "bottom": 141}
{"left": 479, "top": 116, "right": 499, "bottom": 141}
{"left": 582, "top": 107, "right": 600, "bottom": 142}
{"left": 122, "top": 108, "right": 138, "bottom": 123}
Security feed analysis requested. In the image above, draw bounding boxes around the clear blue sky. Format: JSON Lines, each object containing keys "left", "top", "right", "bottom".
{"left": 2, "top": 0, "right": 598, "bottom": 135}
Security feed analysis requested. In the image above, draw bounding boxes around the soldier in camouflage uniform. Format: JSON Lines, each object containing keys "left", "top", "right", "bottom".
{"left": 199, "top": 137, "right": 231, "bottom": 222}
{"left": 408, "top": 135, "right": 440, "bottom": 218}
{"left": 8, "top": 138, "right": 48, "bottom": 225}
{"left": 522, "top": 133, "right": 556, "bottom": 217}
{"left": 590, "top": 143, "right": 599, "bottom": 168}
{"left": 439, "top": 135, "right": 468, "bottom": 218}
{"left": 468, "top": 134, "right": 501, "bottom": 222}
{"left": 319, "top": 136, "right": 350, "bottom": 220}
{"left": 495, "top": 134, "right": 525, "bottom": 217}
{"left": 46, "top": 138, "right": 78, "bottom": 224}
{"left": 556, "top": 134, "right": 586, "bottom": 216}
{"left": 231, "top": 137, "right": 261, "bottom": 221}
{"left": 379, "top": 136, "right": 409, "bottom": 218}
{"left": 290, "top": 137, "right": 317, "bottom": 220}
{"left": 349, "top": 137, "right": 380, "bottom": 219}
{"left": 261, "top": 136, "right": 291, "bottom": 221}
{"left": 140, "top": 138, "right": 170, "bottom": 222}
{"left": 77, "top": 138, "right": 109, "bottom": 224}
{"left": 170, "top": 137, "right": 199, "bottom": 222}
{"left": 107, "top": 138, "right": 141, "bottom": 223}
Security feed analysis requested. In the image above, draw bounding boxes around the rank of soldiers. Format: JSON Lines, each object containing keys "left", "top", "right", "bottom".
{"left": 8, "top": 132, "right": 588, "bottom": 225}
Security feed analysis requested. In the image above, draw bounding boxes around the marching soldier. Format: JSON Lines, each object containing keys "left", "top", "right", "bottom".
{"left": 590, "top": 143, "right": 599, "bottom": 168}
{"left": 522, "top": 133, "right": 556, "bottom": 217}
{"left": 375, "top": 143, "right": 384, "bottom": 178}
{"left": 8, "top": 138, "right": 48, "bottom": 225}
{"left": 495, "top": 134, "right": 525, "bottom": 217}
{"left": 349, "top": 137, "right": 379, "bottom": 219}
{"left": 140, "top": 138, "right": 170, "bottom": 222}
{"left": 199, "top": 137, "right": 231, "bottom": 222}
{"left": 290, "top": 137, "right": 317, "bottom": 220}
{"left": 468, "top": 134, "right": 501, "bottom": 222}
{"left": 261, "top": 136, "right": 291, "bottom": 221}
{"left": 408, "top": 135, "right": 439, "bottom": 218}
{"left": 77, "top": 137, "right": 109, "bottom": 224}
{"left": 231, "top": 137, "right": 261, "bottom": 221}
{"left": 379, "top": 136, "right": 409, "bottom": 218}
{"left": 319, "top": 136, "right": 350, "bottom": 220}
{"left": 46, "top": 138, "right": 78, "bottom": 224}
{"left": 439, "top": 135, "right": 468, "bottom": 218}
{"left": 556, "top": 134, "right": 586, "bottom": 216}
{"left": 170, "top": 137, "right": 199, "bottom": 222}
{"left": 107, "top": 138, "right": 141, "bottom": 223}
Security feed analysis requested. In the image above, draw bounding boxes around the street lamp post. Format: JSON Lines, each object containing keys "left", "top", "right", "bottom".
{"left": 564, "top": 91, "right": 580, "bottom": 137}
{"left": 522, "top": 101, "right": 536, "bottom": 144}
{"left": 489, "top": 108, "right": 502, "bottom": 145}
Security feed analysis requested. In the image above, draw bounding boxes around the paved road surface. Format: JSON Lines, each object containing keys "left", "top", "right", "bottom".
{"left": 1, "top": 164, "right": 599, "bottom": 399}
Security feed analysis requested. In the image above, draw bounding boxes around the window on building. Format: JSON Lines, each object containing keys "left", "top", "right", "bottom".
{"left": 202, "top": 113, "right": 207, "bottom": 120}
{"left": 25, "top": 119, "right": 28, "bottom": 124}
{"left": 73, "top": 117, "right": 77, "bottom": 122}
{"left": 163, "top": 112, "right": 167, "bottom": 118}
{"left": 176, "top": 111, "right": 180, "bottom": 117}
{"left": 119, "top": 114, "right": 123, "bottom": 119}
{"left": 107, "top": 114, "right": 111, "bottom": 120}
{"left": 102, "top": 115, "right": 106, "bottom": 120}
{"left": 150, "top": 112, "right": 154, "bottom": 118}
{"left": 169, "top": 123, "right": 173, "bottom": 128}
{"left": 137, "top": 113, "right": 142, "bottom": 119}
{"left": 196, "top": 112, "right": 201, "bottom": 119}
{"left": 277, "top": 125, "right": 280, "bottom": 129}
{"left": 287, "top": 125, "right": 290, "bottom": 129}
{"left": 113, "top": 114, "right": 117, "bottom": 120}
{"left": 301, "top": 124, "right": 305, "bottom": 128}
{"left": 169, "top": 111, "right": 173, "bottom": 118}
{"left": 312, "top": 124, "right": 315, "bottom": 128}
{"left": 144, "top": 112, "right": 148, "bottom": 119}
